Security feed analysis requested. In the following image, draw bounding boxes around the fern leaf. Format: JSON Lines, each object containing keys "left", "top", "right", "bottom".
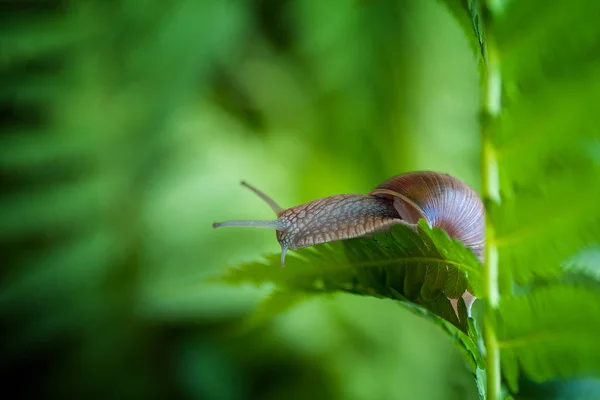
{"left": 494, "top": 285, "right": 600, "bottom": 392}
{"left": 219, "top": 220, "right": 483, "bottom": 341}
{"left": 479, "top": 0, "right": 600, "bottom": 392}
{"left": 490, "top": 0, "right": 600, "bottom": 286}
{"left": 221, "top": 220, "right": 482, "bottom": 294}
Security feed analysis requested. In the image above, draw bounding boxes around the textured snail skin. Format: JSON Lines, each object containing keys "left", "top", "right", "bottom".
{"left": 276, "top": 194, "right": 405, "bottom": 251}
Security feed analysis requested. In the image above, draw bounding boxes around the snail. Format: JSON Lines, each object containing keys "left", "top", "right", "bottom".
{"left": 213, "top": 171, "right": 485, "bottom": 315}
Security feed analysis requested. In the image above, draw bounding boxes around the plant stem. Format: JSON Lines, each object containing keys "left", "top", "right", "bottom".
{"left": 481, "top": 2, "right": 503, "bottom": 400}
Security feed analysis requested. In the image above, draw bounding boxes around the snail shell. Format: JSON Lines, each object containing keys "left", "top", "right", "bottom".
{"left": 370, "top": 171, "right": 485, "bottom": 262}
{"left": 212, "top": 171, "right": 485, "bottom": 316}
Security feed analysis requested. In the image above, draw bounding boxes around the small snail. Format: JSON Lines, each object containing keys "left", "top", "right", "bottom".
{"left": 213, "top": 171, "right": 485, "bottom": 314}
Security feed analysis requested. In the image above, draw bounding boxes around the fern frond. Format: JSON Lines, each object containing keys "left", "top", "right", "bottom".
{"left": 218, "top": 221, "right": 488, "bottom": 391}
{"left": 494, "top": 285, "right": 600, "bottom": 392}
{"left": 222, "top": 221, "right": 481, "bottom": 293}
{"left": 220, "top": 220, "right": 482, "bottom": 335}
{"left": 488, "top": 0, "right": 600, "bottom": 286}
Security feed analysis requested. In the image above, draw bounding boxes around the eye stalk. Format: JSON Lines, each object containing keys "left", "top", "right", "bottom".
{"left": 212, "top": 181, "right": 290, "bottom": 266}
{"left": 212, "top": 182, "right": 406, "bottom": 267}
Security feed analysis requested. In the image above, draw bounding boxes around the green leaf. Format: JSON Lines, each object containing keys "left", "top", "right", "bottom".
{"left": 218, "top": 220, "right": 485, "bottom": 379}
{"left": 475, "top": 366, "right": 487, "bottom": 400}
{"left": 445, "top": 263, "right": 469, "bottom": 299}
{"left": 494, "top": 285, "right": 600, "bottom": 384}
{"left": 420, "top": 219, "right": 483, "bottom": 296}
{"left": 389, "top": 289, "right": 484, "bottom": 374}
{"left": 220, "top": 221, "right": 483, "bottom": 312}
{"left": 422, "top": 293, "right": 464, "bottom": 332}
{"left": 421, "top": 264, "right": 446, "bottom": 301}
{"left": 482, "top": 0, "right": 600, "bottom": 394}
{"left": 466, "top": 318, "right": 486, "bottom": 369}
{"left": 489, "top": 0, "right": 600, "bottom": 286}
{"left": 500, "top": 348, "right": 520, "bottom": 393}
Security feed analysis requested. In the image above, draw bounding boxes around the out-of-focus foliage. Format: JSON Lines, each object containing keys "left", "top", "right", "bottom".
{"left": 482, "top": 0, "right": 600, "bottom": 395}
{"left": 491, "top": 2, "right": 600, "bottom": 286}
{"left": 1, "top": 0, "right": 481, "bottom": 399}
{"left": 495, "top": 285, "right": 600, "bottom": 392}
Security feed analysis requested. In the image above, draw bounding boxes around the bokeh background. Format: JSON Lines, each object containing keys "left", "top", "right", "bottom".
{"left": 2, "top": 1, "right": 482, "bottom": 399}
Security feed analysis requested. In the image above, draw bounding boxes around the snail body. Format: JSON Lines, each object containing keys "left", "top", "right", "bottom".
{"left": 213, "top": 171, "right": 485, "bottom": 316}
{"left": 213, "top": 171, "right": 484, "bottom": 265}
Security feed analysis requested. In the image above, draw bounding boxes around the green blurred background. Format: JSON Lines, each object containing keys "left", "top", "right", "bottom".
{"left": 1, "top": 0, "right": 482, "bottom": 398}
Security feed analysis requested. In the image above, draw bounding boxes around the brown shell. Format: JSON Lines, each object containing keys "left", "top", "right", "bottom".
{"left": 369, "top": 171, "right": 485, "bottom": 261}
